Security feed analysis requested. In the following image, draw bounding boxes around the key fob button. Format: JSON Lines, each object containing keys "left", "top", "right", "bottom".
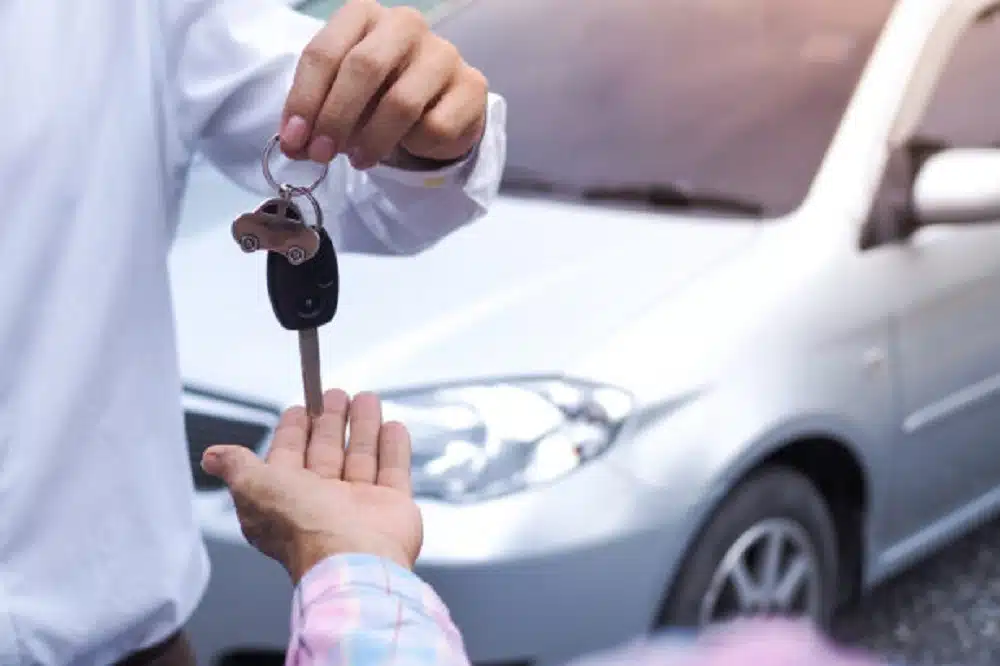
{"left": 265, "top": 227, "right": 339, "bottom": 331}
{"left": 297, "top": 296, "right": 324, "bottom": 319}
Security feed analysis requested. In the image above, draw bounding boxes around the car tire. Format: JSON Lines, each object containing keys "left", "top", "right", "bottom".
{"left": 286, "top": 246, "right": 306, "bottom": 265}
{"left": 239, "top": 234, "right": 260, "bottom": 253}
{"left": 659, "top": 465, "right": 839, "bottom": 630}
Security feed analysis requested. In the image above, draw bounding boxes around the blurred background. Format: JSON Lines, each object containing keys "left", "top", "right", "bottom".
{"left": 173, "top": 1, "right": 1000, "bottom": 665}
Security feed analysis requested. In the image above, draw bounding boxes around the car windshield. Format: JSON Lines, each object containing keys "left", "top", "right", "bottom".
{"left": 300, "top": 0, "right": 895, "bottom": 217}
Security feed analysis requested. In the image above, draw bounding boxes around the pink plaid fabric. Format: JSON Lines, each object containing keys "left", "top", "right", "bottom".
{"left": 286, "top": 554, "right": 468, "bottom": 666}
{"left": 285, "top": 554, "right": 892, "bottom": 666}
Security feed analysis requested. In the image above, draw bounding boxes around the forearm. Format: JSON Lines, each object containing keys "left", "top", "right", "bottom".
{"left": 287, "top": 554, "right": 470, "bottom": 666}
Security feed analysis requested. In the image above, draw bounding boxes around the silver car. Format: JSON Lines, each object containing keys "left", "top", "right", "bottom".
{"left": 174, "top": 0, "right": 1000, "bottom": 663}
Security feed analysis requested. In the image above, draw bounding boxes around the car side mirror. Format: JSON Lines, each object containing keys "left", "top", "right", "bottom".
{"left": 912, "top": 148, "right": 1000, "bottom": 226}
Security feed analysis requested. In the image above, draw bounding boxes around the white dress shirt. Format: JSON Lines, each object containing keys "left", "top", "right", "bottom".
{"left": 0, "top": 0, "right": 506, "bottom": 664}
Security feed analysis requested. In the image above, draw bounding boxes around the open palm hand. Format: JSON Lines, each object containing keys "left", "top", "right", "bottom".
{"left": 202, "top": 390, "right": 422, "bottom": 582}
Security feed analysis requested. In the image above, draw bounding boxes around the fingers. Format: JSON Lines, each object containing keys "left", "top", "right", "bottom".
{"left": 201, "top": 444, "right": 267, "bottom": 491}
{"left": 305, "top": 389, "right": 350, "bottom": 478}
{"left": 376, "top": 421, "right": 412, "bottom": 494}
{"left": 281, "top": 1, "right": 487, "bottom": 167}
{"left": 312, "top": 7, "right": 426, "bottom": 164}
{"left": 343, "top": 392, "right": 382, "bottom": 483}
{"left": 281, "top": 0, "right": 378, "bottom": 157}
{"left": 201, "top": 444, "right": 284, "bottom": 561}
{"left": 264, "top": 390, "right": 413, "bottom": 489}
{"left": 400, "top": 68, "right": 488, "bottom": 162}
{"left": 265, "top": 406, "right": 310, "bottom": 469}
{"left": 348, "top": 39, "right": 460, "bottom": 169}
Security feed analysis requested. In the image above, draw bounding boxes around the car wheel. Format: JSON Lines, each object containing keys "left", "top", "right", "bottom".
{"left": 239, "top": 234, "right": 260, "bottom": 253}
{"left": 286, "top": 246, "right": 306, "bottom": 265}
{"left": 659, "top": 466, "right": 838, "bottom": 629}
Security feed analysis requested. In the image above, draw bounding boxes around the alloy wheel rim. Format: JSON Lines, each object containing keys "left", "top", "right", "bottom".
{"left": 698, "top": 518, "right": 822, "bottom": 626}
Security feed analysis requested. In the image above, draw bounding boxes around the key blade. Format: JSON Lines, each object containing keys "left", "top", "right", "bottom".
{"left": 299, "top": 328, "right": 324, "bottom": 418}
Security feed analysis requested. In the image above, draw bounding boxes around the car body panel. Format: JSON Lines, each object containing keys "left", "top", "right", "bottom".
{"left": 171, "top": 193, "right": 761, "bottom": 406}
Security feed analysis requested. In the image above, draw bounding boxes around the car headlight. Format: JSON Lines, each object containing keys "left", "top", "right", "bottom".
{"left": 381, "top": 378, "right": 633, "bottom": 502}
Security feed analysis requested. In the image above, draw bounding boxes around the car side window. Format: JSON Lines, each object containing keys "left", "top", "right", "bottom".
{"left": 863, "top": 13, "right": 1000, "bottom": 247}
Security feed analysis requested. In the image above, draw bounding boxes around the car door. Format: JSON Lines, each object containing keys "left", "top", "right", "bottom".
{"left": 875, "top": 13, "right": 1000, "bottom": 547}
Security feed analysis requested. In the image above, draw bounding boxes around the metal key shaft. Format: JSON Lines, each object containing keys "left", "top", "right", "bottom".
{"left": 299, "top": 328, "right": 324, "bottom": 417}
{"left": 235, "top": 135, "right": 338, "bottom": 419}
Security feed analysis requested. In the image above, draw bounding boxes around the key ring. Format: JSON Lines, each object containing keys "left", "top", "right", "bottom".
{"left": 261, "top": 134, "right": 329, "bottom": 195}
{"left": 284, "top": 184, "right": 325, "bottom": 229}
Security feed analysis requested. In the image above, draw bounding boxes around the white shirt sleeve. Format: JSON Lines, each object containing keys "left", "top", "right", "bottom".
{"left": 161, "top": 0, "right": 507, "bottom": 255}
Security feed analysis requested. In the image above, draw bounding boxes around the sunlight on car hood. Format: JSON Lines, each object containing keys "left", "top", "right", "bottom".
{"left": 170, "top": 173, "right": 760, "bottom": 408}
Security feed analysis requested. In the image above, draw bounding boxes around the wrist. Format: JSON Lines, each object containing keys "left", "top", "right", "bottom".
{"left": 388, "top": 112, "right": 487, "bottom": 170}
{"left": 290, "top": 536, "right": 414, "bottom": 583}
{"left": 382, "top": 145, "right": 470, "bottom": 171}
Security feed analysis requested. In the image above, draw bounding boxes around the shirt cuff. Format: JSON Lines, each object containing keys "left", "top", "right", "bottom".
{"left": 364, "top": 92, "right": 501, "bottom": 190}
{"left": 367, "top": 143, "right": 481, "bottom": 190}
{"left": 295, "top": 553, "right": 452, "bottom": 621}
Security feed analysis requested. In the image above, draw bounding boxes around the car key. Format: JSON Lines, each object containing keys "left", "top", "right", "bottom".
{"left": 266, "top": 204, "right": 340, "bottom": 418}
{"left": 231, "top": 135, "right": 336, "bottom": 418}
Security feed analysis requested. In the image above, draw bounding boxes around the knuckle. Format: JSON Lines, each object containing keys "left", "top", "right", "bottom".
{"left": 343, "top": 48, "right": 387, "bottom": 80}
{"left": 421, "top": 38, "right": 460, "bottom": 74}
{"left": 384, "top": 88, "right": 425, "bottom": 123}
{"left": 421, "top": 112, "right": 463, "bottom": 144}
{"left": 388, "top": 5, "right": 427, "bottom": 31}
{"left": 463, "top": 65, "right": 489, "bottom": 92}
{"left": 300, "top": 44, "right": 339, "bottom": 74}
{"left": 435, "top": 39, "right": 461, "bottom": 66}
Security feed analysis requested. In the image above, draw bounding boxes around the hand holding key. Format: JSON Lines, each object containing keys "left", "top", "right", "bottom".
{"left": 232, "top": 136, "right": 339, "bottom": 417}
{"left": 279, "top": 0, "right": 489, "bottom": 169}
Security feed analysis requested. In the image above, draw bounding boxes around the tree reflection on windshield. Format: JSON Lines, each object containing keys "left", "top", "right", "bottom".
{"left": 437, "top": 0, "right": 897, "bottom": 217}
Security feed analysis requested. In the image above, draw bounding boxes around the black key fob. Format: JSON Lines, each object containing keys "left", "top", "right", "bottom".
{"left": 266, "top": 226, "right": 339, "bottom": 331}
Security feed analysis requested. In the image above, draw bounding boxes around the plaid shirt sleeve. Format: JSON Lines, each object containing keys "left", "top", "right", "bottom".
{"left": 285, "top": 558, "right": 898, "bottom": 666}
{"left": 285, "top": 554, "right": 469, "bottom": 666}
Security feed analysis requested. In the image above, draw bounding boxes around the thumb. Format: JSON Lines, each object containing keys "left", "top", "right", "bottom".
{"left": 201, "top": 444, "right": 264, "bottom": 489}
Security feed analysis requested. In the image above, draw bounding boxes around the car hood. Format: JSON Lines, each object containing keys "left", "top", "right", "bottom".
{"left": 170, "top": 193, "right": 760, "bottom": 408}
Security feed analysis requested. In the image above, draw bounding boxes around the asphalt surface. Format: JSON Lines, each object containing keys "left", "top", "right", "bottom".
{"left": 833, "top": 517, "right": 1000, "bottom": 666}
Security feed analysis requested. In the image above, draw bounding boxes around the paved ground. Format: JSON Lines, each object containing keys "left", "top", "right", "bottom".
{"left": 833, "top": 517, "right": 1000, "bottom": 666}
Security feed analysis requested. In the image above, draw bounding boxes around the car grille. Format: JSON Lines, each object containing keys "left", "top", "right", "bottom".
{"left": 183, "top": 387, "right": 280, "bottom": 491}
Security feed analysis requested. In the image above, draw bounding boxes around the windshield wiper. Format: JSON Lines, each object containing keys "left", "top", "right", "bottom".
{"left": 500, "top": 169, "right": 764, "bottom": 216}
{"left": 581, "top": 184, "right": 764, "bottom": 216}
{"left": 500, "top": 174, "right": 564, "bottom": 194}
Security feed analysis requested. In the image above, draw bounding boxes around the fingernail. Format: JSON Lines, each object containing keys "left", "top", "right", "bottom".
{"left": 200, "top": 451, "right": 219, "bottom": 473}
{"left": 281, "top": 115, "right": 309, "bottom": 151}
{"left": 307, "top": 135, "right": 336, "bottom": 163}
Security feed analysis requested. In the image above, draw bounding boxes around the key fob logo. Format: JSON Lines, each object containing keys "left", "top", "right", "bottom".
{"left": 231, "top": 198, "right": 321, "bottom": 265}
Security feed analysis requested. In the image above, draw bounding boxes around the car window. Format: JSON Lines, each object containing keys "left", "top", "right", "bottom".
{"left": 918, "top": 11, "right": 1000, "bottom": 148}
{"left": 431, "top": 0, "right": 895, "bottom": 218}
{"left": 863, "top": 10, "right": 1000, "bottom": 247}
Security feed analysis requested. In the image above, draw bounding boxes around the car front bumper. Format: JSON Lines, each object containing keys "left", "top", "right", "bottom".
{"left": 186, "top": 460, "right": 682, "bottom": 666}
